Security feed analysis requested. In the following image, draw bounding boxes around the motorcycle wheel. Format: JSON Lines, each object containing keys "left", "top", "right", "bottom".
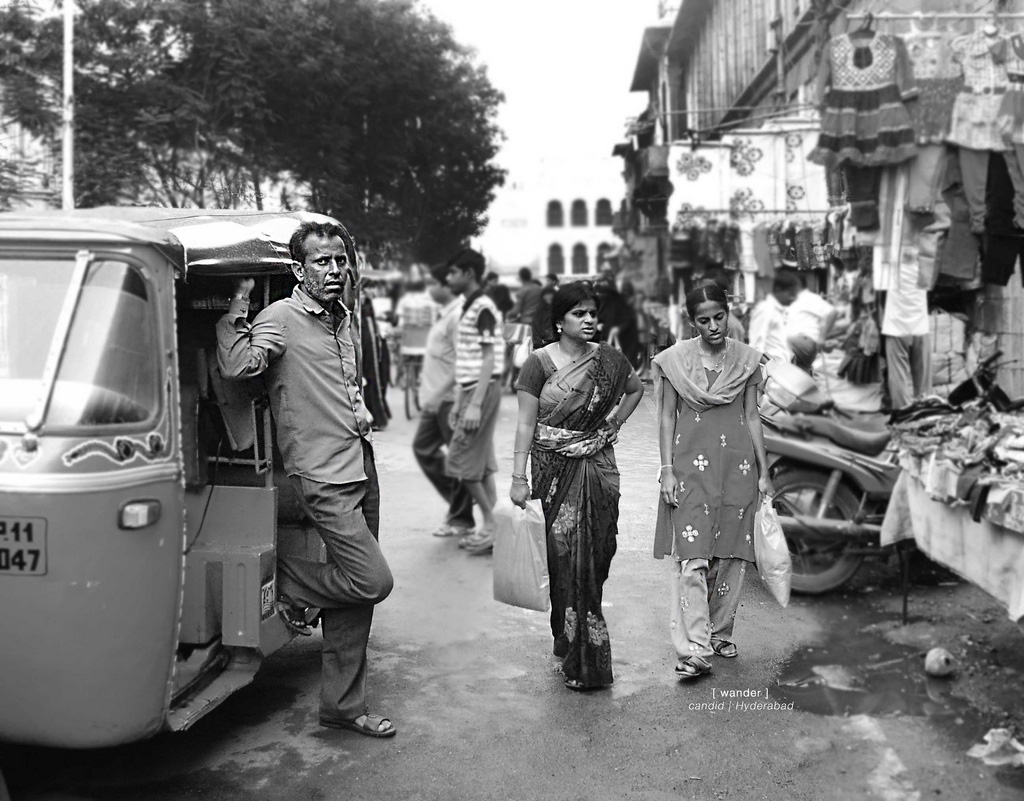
{"left": 771, "top": 468, "right": 865, "bottom": 595}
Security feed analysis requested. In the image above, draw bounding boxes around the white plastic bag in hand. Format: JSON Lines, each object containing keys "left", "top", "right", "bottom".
{"left": 754, "top": 497, "right": 792, "bottom": 607}
{"left": 492, "top": 499, "right": 549, "bottom": 612}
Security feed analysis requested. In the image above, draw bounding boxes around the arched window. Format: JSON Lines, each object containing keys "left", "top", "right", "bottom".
{"left": 548, "top": 244, "right": 565, "bottom": 274}
{"left": 571, "top": 243, "right": 588, "bottom": 274}
{"left": 546, "top": 200, "right": 564, "bottom": 227}
{"left": 595, "top": 199, "right": 613, "bottom": 226}
{"left": 597, "top": 242, "right": 612, "bottom": 266}
{"left": 571, "top": 199, "right": 587, "bottom": 227}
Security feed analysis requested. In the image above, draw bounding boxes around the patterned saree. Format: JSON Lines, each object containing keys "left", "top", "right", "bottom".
{"left": 529, "top": 345, "right": 632, "bottom": 688}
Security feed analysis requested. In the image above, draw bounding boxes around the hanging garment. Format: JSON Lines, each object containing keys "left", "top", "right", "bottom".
{"left": 738, "top": 222, "right": 757, "bottom": 274}
{"left": 936, "top": 151, "right": 982, "bottom": 284}
{"left": 809, "top": 31, "right": 919, "bottom": 168}
{"left": 902, "top": 26, "right": 964, "bottom": 145}
{"left": 949, "top": 29, "right": 1011, "bottom": 234}
{"left": 997, "top": 33, "right": 1024, "bottom": 228}
{"left": 843, "top": 164, "right": 882, "bottom": 229}
{"left": 947, "top": 29, "right": 1010, "bottom": 151}
{"left": 780, "top": 222, "right": 800, "bottom": 268}
{"left": 983, "top": 151, "right": 1024, "bottom": 286}
{"left": 751, "top": 223, "right": 775, "bottom": 278}
{"left": 906, "top": 144, "right": 947, "bottom": 213}
{"left": 795, "top": 225, "right": 816, "bottom": 270}
{"left": 872, "top": 164, "right": 909, "bottom": 292}
{"left": 997, "top": 33, "right": 1024, "bottom": 144}
{"left": 767, "top": 221, "right": 784, "bottom": 271}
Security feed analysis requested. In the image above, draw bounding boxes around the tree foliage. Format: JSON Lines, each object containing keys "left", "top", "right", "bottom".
{"left": 0, "top": 0, "right": 506, "bottom": 263}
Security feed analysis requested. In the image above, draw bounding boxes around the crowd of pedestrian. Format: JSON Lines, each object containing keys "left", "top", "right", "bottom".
{"left": 216, "top": 226, "right": 820, "bottom": 737}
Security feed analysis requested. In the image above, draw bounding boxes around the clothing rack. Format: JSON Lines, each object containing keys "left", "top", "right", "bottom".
{"left": 678, "top": 209, "right": 832, "bottom": 215}
{"left": 845, "top": 12, "right": 1024, "bottom": 20}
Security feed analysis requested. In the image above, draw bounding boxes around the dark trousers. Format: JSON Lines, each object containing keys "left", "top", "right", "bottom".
{"left": 412, "top": 400, "right": 475, "bottom": 529}
{"left": 278, "top": 440, "right": 394, "bottom": 721}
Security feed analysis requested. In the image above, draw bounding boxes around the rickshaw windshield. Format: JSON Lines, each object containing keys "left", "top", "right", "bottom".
{"left": 0, "top": 258, "right": 161, "bottom": 432}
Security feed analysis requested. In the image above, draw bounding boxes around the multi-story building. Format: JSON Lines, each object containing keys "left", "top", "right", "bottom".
{"left": 615, "top": 0, "right": 1024, "bottom": 398}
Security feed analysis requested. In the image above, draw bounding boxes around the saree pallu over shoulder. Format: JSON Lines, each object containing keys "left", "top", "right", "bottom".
{"left": 651, "top": 338, "right": 763, "bottom": 414}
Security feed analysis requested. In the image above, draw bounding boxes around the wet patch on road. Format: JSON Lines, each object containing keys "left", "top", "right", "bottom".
{"left": 773, "top": 596, "right": 989, "bottom": 747}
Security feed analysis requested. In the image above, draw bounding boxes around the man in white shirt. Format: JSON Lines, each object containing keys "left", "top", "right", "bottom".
{"left": 748, "top": 272, "right": 800, "bottom": 362}
{"left": 881, "top": 249, "right": 931, "bottom": 410}
{"left": 786, "top": 278, "right": 839, "bottom": 373}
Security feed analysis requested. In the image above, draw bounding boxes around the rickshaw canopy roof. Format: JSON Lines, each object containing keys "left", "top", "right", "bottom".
{"left": 0, "top": 208, "right": 348, "bottom": 277}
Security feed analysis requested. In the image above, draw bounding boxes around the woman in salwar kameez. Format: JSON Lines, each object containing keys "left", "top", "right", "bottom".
{"left": 510, "top": 283, "right": 644, "bottom": 690}
{"left": 652, "top": 284, "right": 773, "bottom": 680}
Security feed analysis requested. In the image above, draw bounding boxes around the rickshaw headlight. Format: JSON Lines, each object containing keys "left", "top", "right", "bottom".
{"left": 119, "top": 500, "right": 162, "bottom": 530}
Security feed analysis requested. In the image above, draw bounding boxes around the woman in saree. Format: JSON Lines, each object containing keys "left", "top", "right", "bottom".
{"left": 510, "top": 283, "right": 644, "bottom": 691}
{"left": 652, "top": 284, "right": 773, "bottom": 681}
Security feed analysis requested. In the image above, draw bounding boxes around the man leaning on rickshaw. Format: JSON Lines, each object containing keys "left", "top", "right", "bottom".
{"left": 216, "top": 220, "right": 397, "bottom": 738}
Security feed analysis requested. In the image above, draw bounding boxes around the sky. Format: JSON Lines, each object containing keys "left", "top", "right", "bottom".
{"left": 414, "top": 0, "right": 662, "bottom": 177}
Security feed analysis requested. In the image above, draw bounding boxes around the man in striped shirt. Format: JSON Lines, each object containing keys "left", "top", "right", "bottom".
{"left": 445, "top": 248, "right": 504, "bottom": 555}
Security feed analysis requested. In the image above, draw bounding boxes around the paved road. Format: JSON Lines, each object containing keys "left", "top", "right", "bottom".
{"left": 2, "top": 385, "right": 1022, "bottom": 800}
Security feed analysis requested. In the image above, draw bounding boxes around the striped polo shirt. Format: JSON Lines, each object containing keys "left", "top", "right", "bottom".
{"left": 455, "top": 290, "right": 504, "bottom": 386}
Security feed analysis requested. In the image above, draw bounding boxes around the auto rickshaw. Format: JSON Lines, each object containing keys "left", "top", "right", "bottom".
{"left": 0, "top": 208, "right": 342, "bottom": 749}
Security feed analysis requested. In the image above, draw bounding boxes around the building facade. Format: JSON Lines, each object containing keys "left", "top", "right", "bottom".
{"left": 614, "top": 0, "right": 1024, "bottom": 398}
{"left": 474, "top": 156, "right": 622, "bottom": 280}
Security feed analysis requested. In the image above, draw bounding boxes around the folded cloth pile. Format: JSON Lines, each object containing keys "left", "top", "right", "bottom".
{"left": 891, "top": 401, "right": 1024, "bottom": 524}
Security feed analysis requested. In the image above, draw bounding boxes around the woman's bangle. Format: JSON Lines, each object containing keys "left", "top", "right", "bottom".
{"left": 511, "top": 472, "right": 529, "bottom": 483}
{"left": 609, "top": 417, "right": 623, "bottom": 429}
{"left": 660, "top": 464, "right": 673, "bottom": 471}
{"left": 513, "top": 449, "right": 530, "bottom": 455}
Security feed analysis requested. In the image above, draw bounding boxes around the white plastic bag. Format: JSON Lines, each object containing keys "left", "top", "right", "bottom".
{"left": 492, "top": 499, "right": 549, "bottom": 612}
{"left": 754, "top": 497, "right": 792, "bottom": 607}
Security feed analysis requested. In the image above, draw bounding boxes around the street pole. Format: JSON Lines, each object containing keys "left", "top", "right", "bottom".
{"left": 61, "top": 0, "right": 74, "bottom": 210}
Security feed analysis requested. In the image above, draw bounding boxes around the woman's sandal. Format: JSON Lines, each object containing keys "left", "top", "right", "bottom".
{"left": 674, "top": 656, "right": 712, "bottom": 680}
{"left": 711, "top": 640, "right": 739, "bottom": 659}
{"left": 564, "top": 678, "right": 612, "bottom": 691}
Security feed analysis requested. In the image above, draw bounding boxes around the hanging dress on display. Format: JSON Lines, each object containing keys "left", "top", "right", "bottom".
{"left": 998, "top": 33, "right": 1024, "bottom": 144}
{"left": 997, "top": 33, "right": 1024, "bottom": 229}
{"left": 903, "top": 24, "right": 963, "bottom": 145}
{"left": 808, "top": 31, "right": 919, "bottom": 168}
{"left": 948, "top": 29, "right": 1010, "bottom": 151}
{"left": 948, "top": 28, "right": 1010, "bottom": 234}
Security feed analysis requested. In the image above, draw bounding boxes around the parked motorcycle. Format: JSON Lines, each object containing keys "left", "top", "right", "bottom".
{"left": 760, "top": 361, "right": 897, "bottom": 594}
{"left": 761, "top": 354, "right": 1022, "bottom": 594}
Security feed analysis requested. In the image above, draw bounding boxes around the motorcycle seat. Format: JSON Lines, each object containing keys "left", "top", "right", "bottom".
{"left": 794, "top": 415, "right": 892, "bottom": 457}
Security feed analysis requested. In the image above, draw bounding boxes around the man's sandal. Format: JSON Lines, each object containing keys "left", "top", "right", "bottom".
{"left": 276, "top": 600, "right": 312, "bottom": 636}
{"left": 711, "top": 639, "right": 738, "bottom": 658}
{"left": 675, "top": 656, "right": 712, "bottom": 680}
{"left": 320, "top": 713, "right": 396, "bottom": 738}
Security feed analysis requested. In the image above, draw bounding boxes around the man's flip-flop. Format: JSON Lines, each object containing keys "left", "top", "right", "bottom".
{"left": 320, "top": 713, "right": 397, "bottom": 738}
{"left": 276, "top": 601, "right": 312, "bottom": 636}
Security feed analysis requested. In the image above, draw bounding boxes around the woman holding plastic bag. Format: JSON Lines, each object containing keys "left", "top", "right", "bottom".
{"left": 509, "top": 283, "right": 643, "bottom": 691}
{"left": 653, "top": 284, "right": 773, "bottom": 681}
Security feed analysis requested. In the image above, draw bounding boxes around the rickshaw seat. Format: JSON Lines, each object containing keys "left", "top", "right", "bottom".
{"left": 207, "top": 360, "right": 263, "bottom": 452}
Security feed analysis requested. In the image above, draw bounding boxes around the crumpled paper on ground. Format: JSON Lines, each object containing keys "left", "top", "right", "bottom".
{"left": 967, "top": 728, "right": 1024, "bottom": 767}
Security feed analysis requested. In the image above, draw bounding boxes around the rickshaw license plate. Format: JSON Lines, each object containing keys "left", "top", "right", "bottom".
{"left": 0, "top": 518, "right": 47, "bottom": 575}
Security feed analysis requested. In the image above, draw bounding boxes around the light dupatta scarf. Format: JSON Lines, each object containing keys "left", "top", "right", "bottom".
{"left": 651, "top": 337, "right": 763, "bottom": 414}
